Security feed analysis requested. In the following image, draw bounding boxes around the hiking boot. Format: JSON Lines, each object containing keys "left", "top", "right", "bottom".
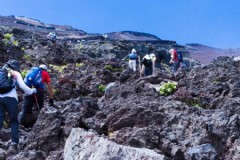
{"left": 6, "top": 142, "right": 18, "bottom": 156}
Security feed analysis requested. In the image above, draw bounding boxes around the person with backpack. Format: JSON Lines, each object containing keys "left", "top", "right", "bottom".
{"left": 127, "top": 48, "right": 138, "bottom": 72}
{"left": 18, "top": 64, "right": 54, "bottom": 124}
{"left": 141, "top": 53, "right": 153, "bottom": 77}
{"left": 169, "top": 48, "right": 180, "bottom": 73}
{"left": 0, "top": 59, "right": 37, "bottom": 153}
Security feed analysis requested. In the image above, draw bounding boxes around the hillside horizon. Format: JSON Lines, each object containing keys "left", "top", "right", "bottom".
{"left": 1, "top": 15, "right": 239, "bottom": 50}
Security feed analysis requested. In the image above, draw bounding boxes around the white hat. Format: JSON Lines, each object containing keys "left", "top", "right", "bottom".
{"left": 143, "top": 54, "right": 151, "bottom": 60}
{"left": 132, "top": 49, "right": 136, "bottom": 53}
{"left": 169, "top": 48, "right": 175, "bottom": 54}
{"left": 150, "top": 53, "right": 155, "bottom": 58}
{"left": 39, "top": 64, "right": 48, "bottom": 70}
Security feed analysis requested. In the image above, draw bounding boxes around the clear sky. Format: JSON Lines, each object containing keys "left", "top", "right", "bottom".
{"left": 0, "top": 0, "right": 239, "bottom": 48}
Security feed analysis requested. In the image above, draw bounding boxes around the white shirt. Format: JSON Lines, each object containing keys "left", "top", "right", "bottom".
{"left": 0, "top": 70, "right": 35, "bottom": 101}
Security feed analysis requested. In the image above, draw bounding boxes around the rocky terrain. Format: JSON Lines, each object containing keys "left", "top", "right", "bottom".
{"left": 0, "top": 15, "right": 240, "bottom": 160}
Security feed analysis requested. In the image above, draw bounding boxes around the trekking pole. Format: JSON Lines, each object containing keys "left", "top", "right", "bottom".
{"left": 138, "top": 56, "right": 142, "bottom": 77}
{"left": 32, "top": 86, "right": 40, "bottom": 111}
{"left": 33, "top": 93, "right": 40, "bottom": 111}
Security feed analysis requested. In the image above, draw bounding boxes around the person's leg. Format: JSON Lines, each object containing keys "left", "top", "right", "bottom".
{"left": 0, "top": 98, "right": 6, "bottom": 129}
{"left": 5, "top": 97, "right": 19, "bottom": 144}
{"left": 36, "top": 89, "right": 44, "bottom": 110}
{"left": 144, "top": 67, "right": 150, "bottom": 77}
{"left": 128, "top": 60, "right": 133, "bottom": 70}
{"left": 149, "top": 68, "right": 153, "bottom": 76}
{"left": 173, "top": 62, "right": 180, "bottom": 73}
{"left": 132, "top": 60, "right": 137, "bottom": 72}
{"left": 18, "top": 95, "right": 34, "bottom": 123}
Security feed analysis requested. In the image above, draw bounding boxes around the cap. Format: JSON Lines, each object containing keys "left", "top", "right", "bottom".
{"left": 150, "top": 53, "right": 155, "bottom": 58}
{"left": 143, "top": 54, "right": 151, "bottom": 60}
{"left": 39, "top": 64, "right": 48, "bottom": 70}
{"left": 6, "top": 59, "right": 20, "bottom": 72}
{"left": 132, "top": 49, "right": 136, "bottom": 53}
{"left": 169, "top": 48, "right": 175, "bottom": 54}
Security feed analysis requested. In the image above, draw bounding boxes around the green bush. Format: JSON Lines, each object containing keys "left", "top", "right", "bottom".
{"left": 98, "top": 84, "right": 105, "bottom": 93}
{"left": 76, "top": 62, "right": 84, "bottom": 67}
{"left": 4, "top": 33, "right": 12, "bottom": 40}
{"left": 12, "top": 40, "right": 19, "bottom": 46}
{"left": 21, "top": 69, "right": 28, "bottom": 79}
{"left": 159, "top": 81, "right": 177, "bottom": 96}
{"left": 53, "top": 88, "right": 60, "bottom": 95}
{"left": 105, "top": 65, "right": 123, "bottom": 72}
{"left": 23, "top": 54, "right": 32, "bottom": 61}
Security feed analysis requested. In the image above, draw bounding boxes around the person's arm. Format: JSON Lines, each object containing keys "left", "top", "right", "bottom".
{"left": 11, "top": 70, "right": 35, "bottom": 95}
{"left": 170, "top": 53, "right": 174, "bottom": 64}
{"left": 46, "top": 82, "right": 53, "bottom": 99}
{"left": 152, "top": 57, "right": 156, "bottom": 69}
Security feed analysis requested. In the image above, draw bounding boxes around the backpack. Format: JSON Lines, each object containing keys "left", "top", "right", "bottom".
{"left": 177, "top": 51, "right": 183, "bottom": 62}
{"left": 24, "top": 67, "right": 43, "bottom": 88}
{"left": 142, "top": 58, "right": 152, "bottom": 67}
{"left": 0, "top": 69, "right": 14, "bottom": 94}
{"left": 129, "top": 53, "right": 138, "bottom": 59}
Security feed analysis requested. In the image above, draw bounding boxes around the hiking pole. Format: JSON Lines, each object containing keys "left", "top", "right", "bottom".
{"left": 32, "top": 86, "right": 40, "bottom": 111}
{"left": 138, "top": 56, "right": 142, "bottom": 78}
{"left": 33, "top": 93, "right": 40, "bottom": 111}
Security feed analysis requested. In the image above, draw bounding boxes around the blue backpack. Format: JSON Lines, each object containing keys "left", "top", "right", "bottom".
{"left": 129, "top": 53, "right": 138, "bottom": 59}
{"left": 177, "top": 51, "right": 183, "bottom": 62}
{"left": 0, "top": 69, "right": 14, "bottom": 94}
{"left": 24, "top": 67, "right": 43, "bottom": 88}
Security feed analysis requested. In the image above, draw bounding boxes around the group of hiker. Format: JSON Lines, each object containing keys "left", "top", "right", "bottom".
{"left": 0, "top": 60, "right": 53, "bottom": 153}
{"left": 126, "top": 48, "right": 183, "bottom": 76}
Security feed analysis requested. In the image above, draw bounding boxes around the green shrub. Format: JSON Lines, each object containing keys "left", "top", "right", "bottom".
{"left": 49, "top": 64, "right": 67, "bottom": 73}
{"left": 12, "top": 40, "right": 19, "bottom": 46}
{"left": 21, "top": 69, "right": 28, "bottom": 79}
{"left": 98, "top": 84, "right": 105, "bottom": 93}
{"left": 4, "top": 33, "right": 12, "bottom": 40}
{"left": 23, "top": 54, "right": 32, "bottom": 61}
{"left": 159, "top": 81, "right": 177, "bottom": 96}
{"left": 76, "top": 62, "right": 84, "bottom": 67}
{"left": 53, "top": 88, "right": 60, "bottom": 95}
{"left": 105, "top": 65, "right": 123, "bottom": 72}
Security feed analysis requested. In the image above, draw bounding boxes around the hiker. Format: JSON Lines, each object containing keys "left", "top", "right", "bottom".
{"left": 0, "top": 59, "right": 36, "bottom": 153}
{"left": 127, "top": 48, "right": 138, "bottom": 72}
{"left": 47, "top": 32, "right": 57, "bottom": 44}
{"left": 18, "top": 64, "right": 54, "bottom": 124}
{"left": 141, "top": 53, "right": 153, "bottom": 77}
{"left": 169, "top": 48, "right": 180, "bottom": 73}
{"left": 47, "top": 32, "right": 57, "bottom": 40}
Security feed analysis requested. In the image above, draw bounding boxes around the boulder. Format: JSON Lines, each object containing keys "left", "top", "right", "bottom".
{"left": 64, "top": 128, "right": 166, "bottom": 160}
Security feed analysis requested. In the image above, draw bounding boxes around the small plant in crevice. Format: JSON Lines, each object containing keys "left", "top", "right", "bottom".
{"left": 23, "top": 54, "right": 32, "bottom": 61}
{"left": 98, "top": 84, "right": 105, "bottom": 93}
{"left": 76, "top": 62, "right": 84, "bottom": 67}
{"left": 159, "top": 81, "right": 177, "bottom": 96}
{"left": 49, "top": 64, "right": 67, "bottom": 73}
{"left": 53, "top": 88, "right": 60, "bottom": 95}
{"left": 186, "top": 99, "right": 202, "bottom": 108}
{"left": 3, "top": 33, "right": 12, "bottom": 40}
{"left": 105, "top": 64, "right": 123, "bottom": 72}
{"left": 21, "top": 69, "right": 28, "bottom": 79}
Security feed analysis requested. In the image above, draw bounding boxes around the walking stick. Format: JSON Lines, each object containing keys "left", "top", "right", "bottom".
{"left": 138, "top": 56, "right": 142, "bottom": 78}
{"left": 32, "top": 86, "right": 40, "bottom": 111}
{"left": 33, "top": 93, "right": 40, "bottom": 111}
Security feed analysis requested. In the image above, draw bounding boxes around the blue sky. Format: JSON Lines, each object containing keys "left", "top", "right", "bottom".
{"left": 0, "top": 0, "right": 239, "bottom": 48}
